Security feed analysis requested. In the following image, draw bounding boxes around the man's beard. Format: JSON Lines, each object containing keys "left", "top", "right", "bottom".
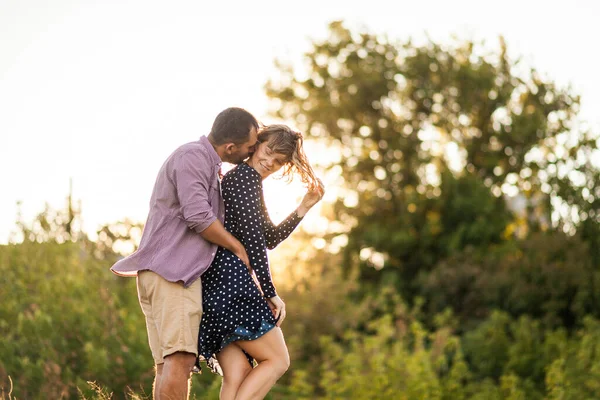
{"left": 231, "top": 154, "right": 248, "bottom": 164}
{"left": 233, "top": 151, "right": 254, "bottom": 164}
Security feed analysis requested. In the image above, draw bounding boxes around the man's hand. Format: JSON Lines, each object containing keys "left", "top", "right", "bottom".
{"left": 266, "top": 295, "right": 286, "bottom": 327}
{"left": 199, "top": 220, "right": 251, "bottom": 269}
{"left": 233, "top": 245, "right": 251, "bottom": 271}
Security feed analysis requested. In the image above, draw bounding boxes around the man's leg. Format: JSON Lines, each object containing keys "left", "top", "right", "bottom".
{"left": 159, "top": 352, "right": 196, "bottom": 400}
{"left": 138, "top": 271, "right": 166, "bottom": 400}
{"left": 154, "top": 363, "right": 164, "bottom": 400}
{"left": 139, "top": 271, "right": 202, "bottom": 400}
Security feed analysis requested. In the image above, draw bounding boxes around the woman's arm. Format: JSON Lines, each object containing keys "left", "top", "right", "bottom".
{"left": 260, "top": 192, "right": 303, "bottom": 250}
{"left": 224, "top": 169, "right": 278, "bottom": 298}
{"left": 261, "top": 180, "right": 325, "bottom": 249}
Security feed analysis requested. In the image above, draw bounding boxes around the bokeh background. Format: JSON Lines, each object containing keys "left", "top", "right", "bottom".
{"left": 1, "top": 1, "right": 599, "bottom": 399}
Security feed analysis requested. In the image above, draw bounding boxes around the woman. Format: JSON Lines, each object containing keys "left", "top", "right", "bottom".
{"left": 197, "top": 124, "right": 324, "bottom": 399}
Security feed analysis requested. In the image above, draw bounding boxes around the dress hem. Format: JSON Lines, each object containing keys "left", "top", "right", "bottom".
{"left": 195, "top": 319, "right": 277, "bottom": 375}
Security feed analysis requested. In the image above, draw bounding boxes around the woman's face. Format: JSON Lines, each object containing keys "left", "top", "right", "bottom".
{"left": 248, "top": 139, "right": 288, "bottom": 179}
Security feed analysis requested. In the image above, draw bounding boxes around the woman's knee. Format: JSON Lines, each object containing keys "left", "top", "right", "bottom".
{"left": 272, "top": 351, "right": 290, "bottom": 377}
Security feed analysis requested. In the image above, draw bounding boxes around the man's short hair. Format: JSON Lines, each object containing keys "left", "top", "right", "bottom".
{"left": 208, "top": 107, "right": 260, "bottom": 145}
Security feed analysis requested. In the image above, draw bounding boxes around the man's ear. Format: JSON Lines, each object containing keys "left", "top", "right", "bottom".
{"left": 224, "top": 143, "right": 237, "bottom": 154}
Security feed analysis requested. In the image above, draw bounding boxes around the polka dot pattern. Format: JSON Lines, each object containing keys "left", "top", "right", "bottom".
{"left": 197, "top": 162, "right": 303, "bottom": 374}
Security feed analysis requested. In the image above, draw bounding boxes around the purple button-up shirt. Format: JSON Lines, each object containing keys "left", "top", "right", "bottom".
{"left": 111, "top": 136, "right": 224, "bottom": 287}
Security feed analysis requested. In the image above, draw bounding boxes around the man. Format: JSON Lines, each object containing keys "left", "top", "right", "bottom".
{"left": 111, "top": 107, "right": 259, "bottom": 399}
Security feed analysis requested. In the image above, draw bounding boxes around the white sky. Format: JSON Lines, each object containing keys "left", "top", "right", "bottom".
{"left": 1, "top": 0, "right": 599, "bottom": 243}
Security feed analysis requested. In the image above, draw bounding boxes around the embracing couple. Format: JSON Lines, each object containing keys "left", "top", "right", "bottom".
{"left": 111, "top": 107, "right": 324, "bottom": 400}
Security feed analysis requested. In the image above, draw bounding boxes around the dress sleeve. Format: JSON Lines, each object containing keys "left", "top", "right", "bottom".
{"left": 223, "top": 167, "right": 280, "bottom": 298}
{"left": 260, "top": 192, "right": 303, "bottom": 250}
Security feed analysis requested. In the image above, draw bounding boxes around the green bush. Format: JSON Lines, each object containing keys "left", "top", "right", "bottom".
{"left": 0, "top": 240, "right": 153, "bottom": 398}
{"left": 421, "top": 231, "right": 600, "bottom": 330}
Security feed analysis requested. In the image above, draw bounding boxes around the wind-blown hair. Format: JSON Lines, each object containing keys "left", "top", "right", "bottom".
{"left": 256, "top": 124, "right": 320, "bottom": 189}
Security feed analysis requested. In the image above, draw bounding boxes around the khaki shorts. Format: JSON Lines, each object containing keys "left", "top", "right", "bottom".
{"left": 137, "top": 270, "right": 202, "bottom": 365}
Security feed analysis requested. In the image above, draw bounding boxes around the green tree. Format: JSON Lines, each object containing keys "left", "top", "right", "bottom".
{"left": 266, "top": 21, "right": 599, "bottom": 295}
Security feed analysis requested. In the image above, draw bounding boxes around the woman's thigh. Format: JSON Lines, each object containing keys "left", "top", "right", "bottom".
{"left": 235, "top": 327, "right": 289, "bottom": 366}
{"left": 216, "top": 343, "right": 253, "bottom": 381}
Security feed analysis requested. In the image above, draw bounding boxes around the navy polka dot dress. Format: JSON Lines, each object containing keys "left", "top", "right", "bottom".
{"left": 197, "top": 162, "right": 303, "bottom": 374}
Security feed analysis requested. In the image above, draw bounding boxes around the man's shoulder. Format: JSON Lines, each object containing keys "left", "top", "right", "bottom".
{"left": 157, "top": 141, "right": 214, "bottom": 181}
{"left": 168, "top": 141, "right": 213, "bottom": 166}
{"left": 173, "top": 140, "right": 209, "bottom": 157}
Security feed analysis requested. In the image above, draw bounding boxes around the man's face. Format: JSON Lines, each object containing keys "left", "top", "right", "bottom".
{"left": 226, "top": 126, "right": 258, "bottom": 164}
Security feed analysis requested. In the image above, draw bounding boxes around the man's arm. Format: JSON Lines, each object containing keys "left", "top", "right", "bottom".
{"left": 172, "top": 149, "right": 249, "bottom": 266}
{"left": 173, "top": 150, "right": 217, "bottom": 233}
{"left": 199, "top": 220, "right": 249, "bottom": 268}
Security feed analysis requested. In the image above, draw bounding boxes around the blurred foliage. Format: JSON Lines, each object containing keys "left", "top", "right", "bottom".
{"left": 266, "top": 20, "right": 600, "bottom": 293}
{"left": 5, "top": 226, "right": 599, "bottom": 399}
{"left": 0, "top": 238, "right": 151, "bottom": 398}
{"left": 0, "top": 203, "right": 217, "bottom": 399}
{"left": 421, "top": 230, "right": 600, "bottom": 330}
{"left": 2, "top": 21, "right": 600, "bottom": 399}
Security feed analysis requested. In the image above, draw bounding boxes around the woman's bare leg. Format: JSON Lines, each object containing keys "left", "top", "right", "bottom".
{"left": 233, "top": 328, "right": 290, "bottom": 400}
{"left": 216, "top": 344, "right": 253, "bottom": 400}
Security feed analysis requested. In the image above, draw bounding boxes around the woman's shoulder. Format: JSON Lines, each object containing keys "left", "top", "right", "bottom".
{"left": 224, "top": 163, "right": 261, "bottom": 183}
{"left": 222, "top": 163, "right": 263, "bottom": 205}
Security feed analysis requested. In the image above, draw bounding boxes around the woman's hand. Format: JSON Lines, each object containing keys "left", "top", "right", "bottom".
{"left": 297, "top": 179, "right": 325, "bottom": 217}
{"left": 266, "top": 295, "right": 286, "bottom": 327}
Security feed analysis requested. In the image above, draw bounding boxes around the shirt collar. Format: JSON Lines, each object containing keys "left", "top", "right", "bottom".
{"left": 199, "top": 136, "right": 222, "bottom": 168}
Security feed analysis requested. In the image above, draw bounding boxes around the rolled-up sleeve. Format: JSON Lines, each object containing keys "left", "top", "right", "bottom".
{"left": 173, "top": 150, "right": 217, "bottom": 233}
